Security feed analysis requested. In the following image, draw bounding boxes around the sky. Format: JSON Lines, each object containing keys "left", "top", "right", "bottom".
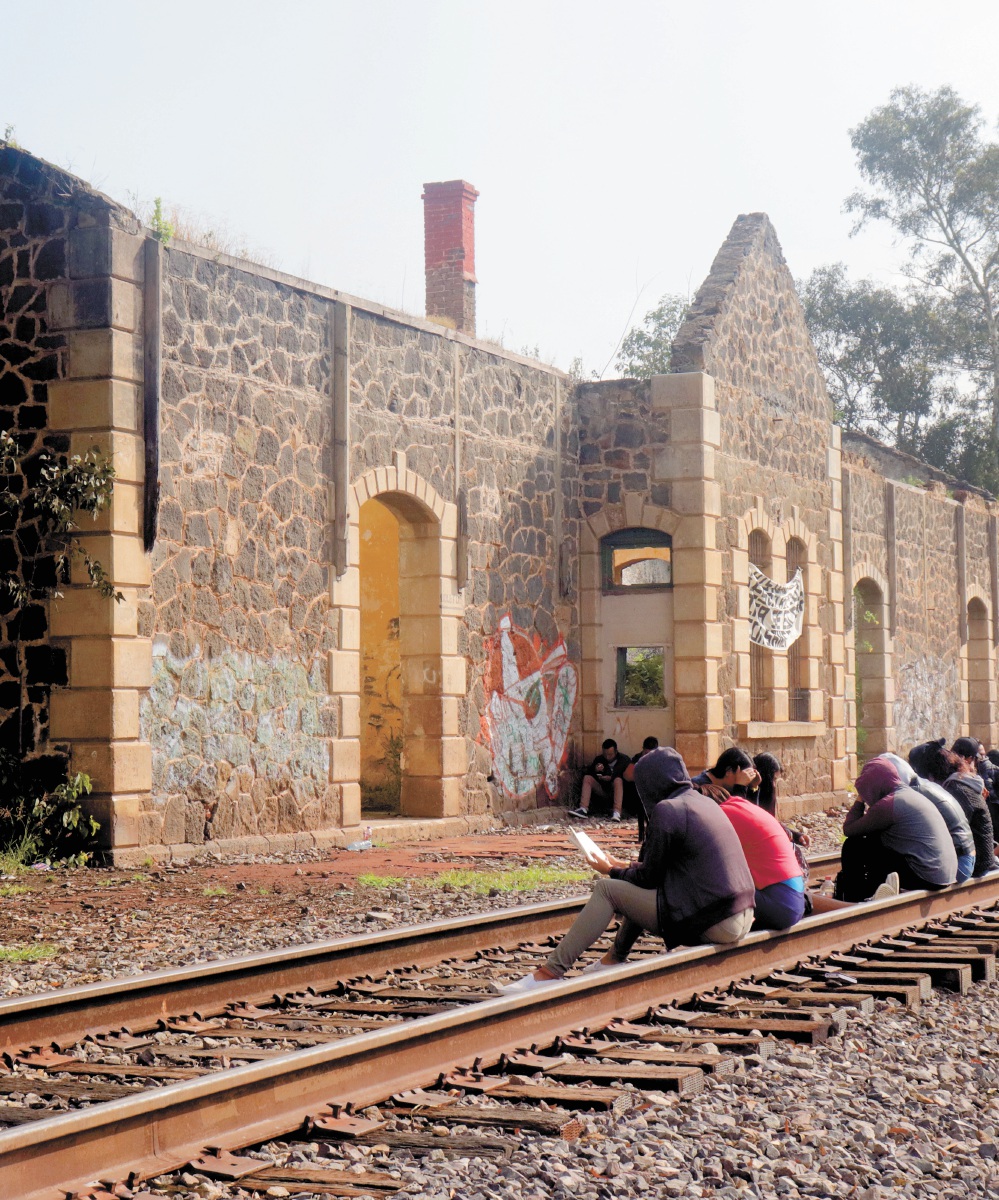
{"left": 5, "top": 0, "right": 999, "bottom": 374}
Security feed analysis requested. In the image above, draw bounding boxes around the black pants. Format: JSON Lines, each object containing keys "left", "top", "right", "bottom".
{"left": 834, "top": 834, "right": 944, "bottom": 902}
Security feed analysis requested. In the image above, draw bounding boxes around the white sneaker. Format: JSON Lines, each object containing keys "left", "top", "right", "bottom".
{"left": 610, "top": 811, "right": 622, "bottom": 822}
{"left": 569, "top": 807, "right": 589, "bottom": 819}
{"left": 581, "top": 956, "right": 622, "bottom": 975}
{"left": 492, "top": 973, "right": 560, "bottom": 995}
{"left": 871, "top": 872, "right": 900, "bottom": 901}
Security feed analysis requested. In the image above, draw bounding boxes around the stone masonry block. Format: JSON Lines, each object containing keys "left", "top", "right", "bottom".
{"left": 732, "top": 621, "right": 750, "bottom": 655}
{"left": 339, "top": 693, "right": 361, "bottom": 738}
{"left": 341, "top": 782, "right": 361, "bottom": 827}
{"left": 651, "top": 371, "right": 715, "bottom": 411}
{"left": 72, "top": 740, "right": 152, "bottom": 795}
{"left": 587, "top": 510, "right": 611, "bottom": 540}
{"left": 70, "top": 533, "right": 150, "bottom": 588}
{"left": 670, "top": 406, "right": 721, "bottom": 448}
{"left": 580, "top": 587, "right": 599, "bottom": 626}
{"left": 401, "top": 776, "right": 446, "bottom": 818}
{"left": 623, "top": 492, "right": 644, "bottom": 527}
{"left": 674, "top": 695, "right": 724, "bottom": 732}
{"left": 733, "top": 688, "right": 751, "bottom": 723}
{"left": 337, "top": 607, "right": 360, "bottom": 652}
{"left": 674, "top": 621, "right": 724, "bottom": 659}
{"left": 87, "top": 483, "right": 142, "bottom": 536}
{"left": 49, "top": 277, "right": 141, "bottom": 333}
{"left": 50, "top": 588, "right": 138, "bottom": 637}
{"left": 831, "top": 759, "right": 849, "bottom": 791}
{"left": 440, "top": 655, "right": 466, "bottom": 696}
{"left": 829, "top": 696, "right": 845, "bottom": 726}
{"left": 736, "top": 651, "right": 751, "bottom": 687}
{"left": 441, "top": 775, "right": 464, "bottom": 817}
{"left": 68, "top": 329, "right": 143, "bottom": 383}
{"left": 581, "top": 624, "right": 601, "bottom": 663}
{"left": 331, "top": 569, "right": 360, "bottom": 608}
{"left": 827, "top": 572, "right": 844, "bottom": 604}
{"left": 673, "top": 515, "right": 717, "bottom": 551}
{"left": 49, "top": 378, "right": 141, "bottom": 433}
{"left": 70, "top": 431, "right": 144, "bottom": 485}
{"left": 441, "top": 736, "right": 467, "bottom": 777}
{"left": 398, "top": 615, "right": 443, "bottom": 656}
{"left": 670, "top": 479, "right": 721, "bottom": 517}
{"left": 69, "top": 637, "right": 152, "bottom": 690}
{"left": 672, "top": 584, "right": 718, "bottom": 623}
{"left": 440, "top": 503, "right": 458, "bottom": 540}
{"left": 672, "top": 548, "right": 722, "bottom": 588}
{"left": 654, "top": 445, "right": 714, "bottom": 482}
{"left": 50, "top": 688, "right": 139, "bottom": 741}
{"left": 330, "top": 738, "right": 360, "bottom": 783}
{"left": 731, "top": 548, "right": 749, "bottom": 586}
{"left": 826, "top": 447, "right": 842, "bottom": 481}
{"left": 674, "top": 731, "right": 721, "bottom": 772}
{"left": 69, "top": 226, "right": 144, "bottom": 283}
{"left": 674, "top": 658, "right": 718, "bottom": 696}
{"left": 328, "top": 650, "right": 360, "bottom": 694}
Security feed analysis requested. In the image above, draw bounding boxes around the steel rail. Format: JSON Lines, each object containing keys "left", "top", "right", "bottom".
{"left": 0, "top": 849, "right": 842, "bottom": 1055}
{"left": 0, "top": 895, "right": 589, "bottom": 1055}
{"left": 1, "top": 861, "right": 989, "bottom": 1200}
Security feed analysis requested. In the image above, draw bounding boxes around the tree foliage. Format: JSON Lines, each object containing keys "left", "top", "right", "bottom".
{"left": 0, "top": 429, "right": 123, "bottom": 607}
{"left": 615, "top": 293, "right": 689, "bottom": 378}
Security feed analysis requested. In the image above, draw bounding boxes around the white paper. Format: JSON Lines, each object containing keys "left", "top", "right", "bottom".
{"left": 568, "top": 827, "right": 610, "bottom": 865}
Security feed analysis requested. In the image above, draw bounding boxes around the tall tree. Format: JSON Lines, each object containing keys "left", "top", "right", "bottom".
{"left": 800, "top": 264, "right": 952, "bottom": 453}
{"left": 615, "top": 293, "right": 689, "bottom": 378}
{"left": 847, "top": 85, "right": 999, "bottom": 453}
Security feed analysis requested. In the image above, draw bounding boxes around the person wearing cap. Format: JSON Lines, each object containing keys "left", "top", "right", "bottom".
{"left": 497, "top": 747, "right": 755, "bottom": 992}
{"left": 835, "top": 758, "right": 957, "bottom": 902}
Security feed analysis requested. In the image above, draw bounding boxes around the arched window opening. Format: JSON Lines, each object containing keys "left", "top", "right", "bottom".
{"left": 600, "top": 528, "right": 672, "bottom": 593}
{"left": 967, "top": 598, "right": 993, "bottom": 745}
{"left": 853, "top": 578, "right": 890, "bottom": 762}
{"left": 748, "top": 530, "right": 772, "bottom": 722}
{"left": 786, "top": 537, "right": 809, "bottom": 721}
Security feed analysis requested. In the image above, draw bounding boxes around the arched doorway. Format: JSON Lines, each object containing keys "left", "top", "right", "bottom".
{"left": 358, "top": 491, "right": 448, "bottom": 818}
{"left": 748, "top": 529, "right": 772, "bottom": 722}
{"left": 967, "top": 597, "right": 994, "bottom": 745}
{"left": 853, "top": 577, "right": 892, "bottom": 761}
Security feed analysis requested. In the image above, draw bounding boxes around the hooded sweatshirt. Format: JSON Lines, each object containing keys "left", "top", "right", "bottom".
{"left": 844, "top": 759, "right": 957, "bottom": 887}
{"left": 878, "top": 753, "right": 975, "bottom": 861}
{"left": 943, "top": 771, "right": 998, "bottom": 875}
{"left": 621, "top": 748, "right": 755, "bottom": 947}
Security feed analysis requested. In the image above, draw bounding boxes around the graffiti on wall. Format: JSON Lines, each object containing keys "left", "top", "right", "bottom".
{"left": 482, "top": 615, "right": 578, "bottom": 800}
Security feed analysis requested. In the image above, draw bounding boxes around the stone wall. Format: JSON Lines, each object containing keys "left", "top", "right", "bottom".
{"left": 0, "top": 148, "right": 72, "bottom": 783}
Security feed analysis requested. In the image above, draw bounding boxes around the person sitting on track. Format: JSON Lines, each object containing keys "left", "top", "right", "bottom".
{"left": 835, "top": 758, "right": 957, "bottom": 902}
{"left": 910, "top": 739, "right": 997, "bottom": 877}
{"left": 750, "top": 751, "right": 810, "bottom": 867}
{"left": 712, "top": 789, "right": 808, "bottom": 931}
{"left": 691, "top": 747, "right": 760, "bottom": 799}
{"left": 497, "top": 747, "right": 755, "bottom": 993}
{"left": 879, "top": 751, "right": 975, "bottom": 883}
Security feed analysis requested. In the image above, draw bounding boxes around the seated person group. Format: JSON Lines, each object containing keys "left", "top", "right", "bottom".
{"left": 501, "top": 735, "right": 999, "bottom": 994}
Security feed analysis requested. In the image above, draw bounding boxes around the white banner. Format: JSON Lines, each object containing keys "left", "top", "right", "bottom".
{"left": 749, "top": 564, "right": 804, "bottom": 650}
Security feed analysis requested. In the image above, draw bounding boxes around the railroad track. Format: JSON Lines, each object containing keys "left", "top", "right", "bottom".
{"left": 1, "top": 847, "right": 919, "bottom": 1199}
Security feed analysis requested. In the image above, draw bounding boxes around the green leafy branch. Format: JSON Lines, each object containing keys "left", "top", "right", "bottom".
{"left": 1, "top": 429, "right": 123, "bottom": 607}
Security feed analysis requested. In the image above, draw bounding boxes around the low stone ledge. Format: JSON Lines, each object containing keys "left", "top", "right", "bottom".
{"left": 737, "top": 721, "right": 828, "bottom": 740}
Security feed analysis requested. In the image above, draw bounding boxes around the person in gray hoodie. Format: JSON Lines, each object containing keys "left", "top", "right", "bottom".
{"left": 498, "top": 747, "right": 756, "bottom": 993}
{"left": 910, "top": 740, "right": 997, "bottom": 876}
{"left": 879, "top": 752, "right": 975, "bottom": 882}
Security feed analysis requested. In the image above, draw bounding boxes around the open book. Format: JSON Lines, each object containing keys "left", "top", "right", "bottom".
{"left": 568, "top": 827, "right": 611, "bottom": 867}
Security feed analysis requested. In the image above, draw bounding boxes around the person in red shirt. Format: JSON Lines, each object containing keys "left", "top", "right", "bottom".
{"left": 717, "top": 793, "right": 806, "bottom": 930}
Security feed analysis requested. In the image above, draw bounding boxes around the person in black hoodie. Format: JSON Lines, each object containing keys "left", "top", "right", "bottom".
{"left": 910, "top": 739, "right": 998, "bottom": 876}
{"left": 498, "top": 747, "right": 756, "bottom": 993}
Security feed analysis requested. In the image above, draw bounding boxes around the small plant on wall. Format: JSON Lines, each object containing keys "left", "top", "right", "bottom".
{"left": 0, "top": 429, "right": 120, "bottom": 863}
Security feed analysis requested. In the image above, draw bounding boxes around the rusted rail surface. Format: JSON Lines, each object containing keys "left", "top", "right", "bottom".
{"left": 0, "top": 848, "right": 842, "bottom": 1056}
{"left": 0, "top": 859, "right": 988, "bottom": 1200}
{"left": 0, "top": 896, "right": 588, "bottom": 1055}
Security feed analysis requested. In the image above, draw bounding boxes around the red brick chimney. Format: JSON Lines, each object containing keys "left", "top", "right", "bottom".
{"left": 422, "top": 180, "right": 479, "bottom": 334}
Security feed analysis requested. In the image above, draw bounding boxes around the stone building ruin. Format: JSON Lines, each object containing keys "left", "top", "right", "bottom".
{"left": 2, "top": 143, "right": 996, "bottom": 863}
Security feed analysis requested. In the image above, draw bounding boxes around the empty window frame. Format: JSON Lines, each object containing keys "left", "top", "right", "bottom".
{"left": 748, "top": 529, "right": 772, "bottom": 722}
{"left": 601, "top": 528, "right": 672, "bottom": 593}
{"left": 786, "top": 537, "right": 809, "bottom": 721}
{"left": 616, "top": 646, "right": 666, "bottom": 707}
